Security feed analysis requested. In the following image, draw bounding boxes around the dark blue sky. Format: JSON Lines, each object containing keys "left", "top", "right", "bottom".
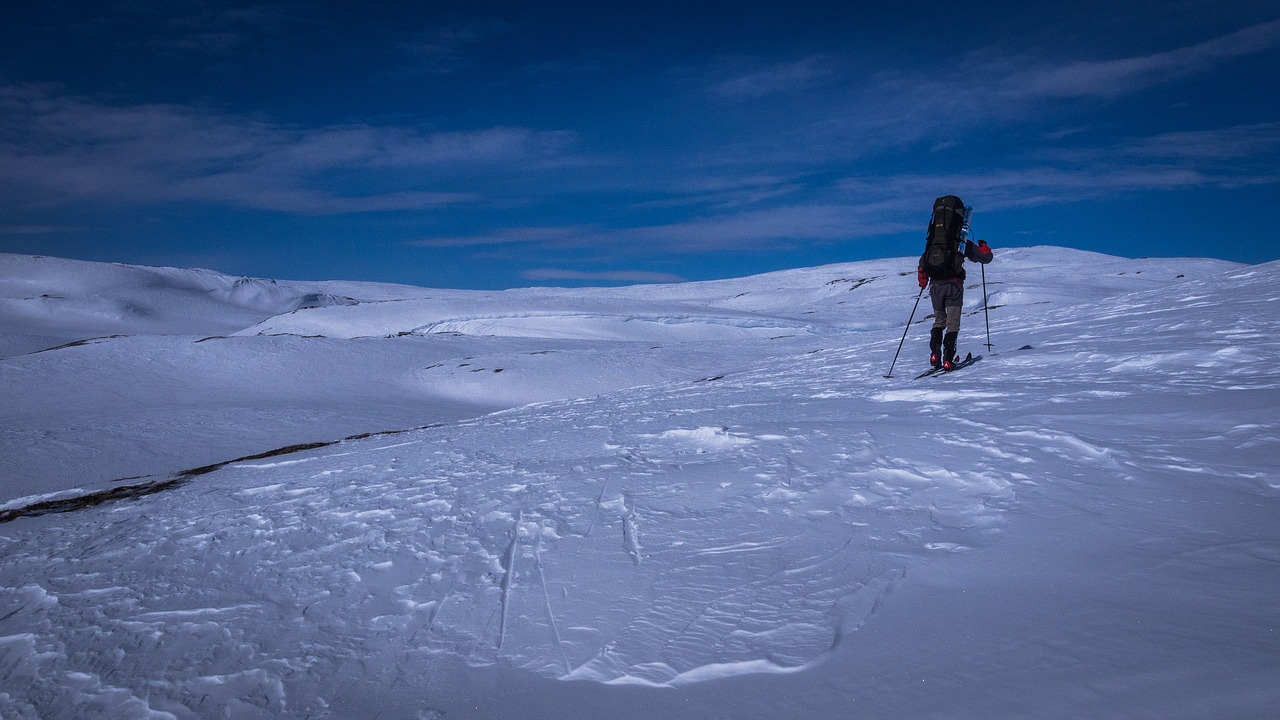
{"left": 2, "top": 1, "right": 1278, "bottom": 287}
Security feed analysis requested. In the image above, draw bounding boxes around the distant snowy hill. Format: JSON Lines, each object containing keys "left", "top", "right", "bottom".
{"left": 0, "top": 254, "right": 431, "bottom": 358}
{"left": 1, "top": 249, "right": 1276, "bottom": 719}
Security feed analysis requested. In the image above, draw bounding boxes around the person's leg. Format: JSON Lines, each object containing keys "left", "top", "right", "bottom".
{"left": 928, "top": 285, "right": 947, "bottom": 367}
{"left": 942, "top": 283, "right": 964, "bottom": 366}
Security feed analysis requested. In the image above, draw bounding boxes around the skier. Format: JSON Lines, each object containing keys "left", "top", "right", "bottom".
{"left": 917, "top": 196, "right": 993, "bottom": 370}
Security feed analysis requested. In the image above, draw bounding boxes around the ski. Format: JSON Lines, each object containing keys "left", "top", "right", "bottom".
{"left": 942, "top": 352, "right": 979, "bottom": 374}
{"left": 912, "top": 352, "right": 978, "bottom": 379}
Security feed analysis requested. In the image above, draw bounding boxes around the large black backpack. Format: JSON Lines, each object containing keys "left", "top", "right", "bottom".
{"left": 920, "top": 195, "right": 967, "bottom": 281}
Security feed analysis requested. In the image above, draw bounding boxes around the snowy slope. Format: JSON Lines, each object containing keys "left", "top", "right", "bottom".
{"left": 0, "top": 249, "right": 1238, "bottom": 505}
{"left": 0, "top": 249, "right": 1277, "bottom": 719}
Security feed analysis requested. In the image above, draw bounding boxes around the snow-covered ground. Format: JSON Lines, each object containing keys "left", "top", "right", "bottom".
{"left": 0, "top": 248, "right": 1276, "bottom": 719}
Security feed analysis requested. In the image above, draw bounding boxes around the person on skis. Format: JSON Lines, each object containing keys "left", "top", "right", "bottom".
{"left": 917, "top": 195, "right": 993, "bottom": 370}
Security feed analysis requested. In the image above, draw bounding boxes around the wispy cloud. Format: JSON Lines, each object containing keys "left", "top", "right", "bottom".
{"left": 646, "top": 118, "right": 1280, "bottom": 246}
{"left": 414, "top": 201, "right": 917, "bottom": 258}
{"left": 626, "top": 203, "right": 909, "bottom": 249}
{"left": 0, "top": 85, "right": 577, "bottom": 214}
{"left": 1002, "top": 19, "right": 1280, "bottom": 99}
{"left": 408, "top": 226, "right": 607, "bottom": 249}
{"left": 631, "top": 173, "right": 807, "bottom": 211}
{"left": 396, "top": 20, "right": 514, "bottom": 76}
{"left": 368, "top": 127, "right": 579, "bottom": 168}
{"left": 838, "top": 165, "right": 1213, "bottom": 216}
{"left": 708, "top": 55, "right": 838, "bottom": 99}
{"left": 5, "top": 14, "right": 1278, "bottom": 278}
{"left": 1118, "top": 123, "right": 1280, "bottom": 160}
{"left": 684, "top": 20, "right": 1280, "bottom": 167}
{"left": 161, "top": 4, "right": 303, "bottom": 55}
{"left": 0, "top": 224, "right": 81, "bottom": 235}
{"left": 417, "top": 120, "right": 1273, "bottom": 259}
{"left": 521, "top": 268, "right": 685, "bottom": 284}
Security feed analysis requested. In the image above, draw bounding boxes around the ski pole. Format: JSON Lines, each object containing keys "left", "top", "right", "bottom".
{"left": 884, "top": 284, "right": 926, "bottom": 378}
{"left": 980, "top": 261, "right": 993, "bottom": 351}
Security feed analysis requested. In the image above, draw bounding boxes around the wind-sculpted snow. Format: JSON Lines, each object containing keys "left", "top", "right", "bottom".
{"left": 0, "top": 250, "right": 1277, "bottom": 719}
{"left": 0, "top": 337, "right": 1018, "bottom": 717}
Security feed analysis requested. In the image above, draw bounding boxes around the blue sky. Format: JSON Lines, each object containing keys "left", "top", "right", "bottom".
{"left": 1, "top": 1, "right": 1278, "bottom": 288}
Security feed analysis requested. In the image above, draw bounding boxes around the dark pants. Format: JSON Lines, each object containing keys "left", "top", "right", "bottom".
{"left": 929, "top": 280, "right": 964, "bottom": 333}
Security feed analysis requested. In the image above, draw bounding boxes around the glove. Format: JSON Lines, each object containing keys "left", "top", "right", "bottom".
{"left": 917, "top": 266, "right": 928, "bottom": 289}
{"left": 978, "top": 239, "right": 989, "bottom": 250}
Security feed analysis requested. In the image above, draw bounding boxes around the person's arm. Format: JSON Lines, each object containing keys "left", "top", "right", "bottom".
{"left": 967, "top": 239, "right": 993, "bottom": 264}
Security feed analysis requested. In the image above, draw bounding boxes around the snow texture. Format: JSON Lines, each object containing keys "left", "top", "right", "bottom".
{"left": 0, "top": 248, "right": 1277, "bottom": 719}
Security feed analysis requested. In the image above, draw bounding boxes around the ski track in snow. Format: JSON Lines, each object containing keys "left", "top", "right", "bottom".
{"left": 1, "top": 250, "right": 1278, "bottom": 718}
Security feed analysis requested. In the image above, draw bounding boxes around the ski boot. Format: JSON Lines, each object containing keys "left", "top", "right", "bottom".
{"left": 929, "top": 327, "right": 944, "bottom": 369}
{"left": 942, "top": 331, "right": 959, "bottom": 371}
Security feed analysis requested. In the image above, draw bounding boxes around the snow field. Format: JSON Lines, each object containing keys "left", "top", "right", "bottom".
{"left": 0, "top": 249, "right": 1277, "bottom": 719}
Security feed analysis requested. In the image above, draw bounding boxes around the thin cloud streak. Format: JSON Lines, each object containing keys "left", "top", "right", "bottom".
{"left": 409, "top": 226, "right": 608, "bottom": 249}
{"left": 521, "top": 268, "right": 686, "bottom": 283}
{"left": 160, "top": 4, "right": 301, "bottom": 55}
{"left": 629, "top": 173, "right": 807, "bottom": 211}
{"left": 1007, "top": 19, "right": 1280, "bottom": 99}
{"left": 626, "top": 204, "right": 909, "bottom": 248}
{"left": 1117, "top": 123, "right": 1280, "bottom": 160}
{"left": 709, "top": 55, "right": 838, "bottom": 99}
{"left": 688, "top": 20, "right": 1280, "bottom": 168}
{"left": 0, "top": 224, "right": 82, "bottom": 235}
{"left": 395, "top": 20, "right": 515, "bottom": 76}
{"left": 419, "top": 146, "right": 1254, "bottom": 259}
{"left": 416, "top": 202, "right": 917, "bottom": 257}
{"left": 0, "top": 85, "right": 575, "bottom": 214}
{"left": 842, "top": 167, "right": 1211, "bottom": 213}
{"left": 414, "top": 113, "right": 1278, "bottom": 257}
